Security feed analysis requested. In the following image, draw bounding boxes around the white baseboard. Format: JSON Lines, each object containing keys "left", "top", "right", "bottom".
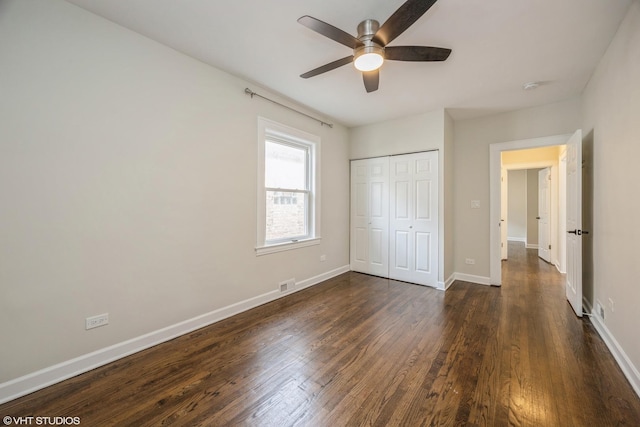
{"left": 508, "top": 237, "right": 526, "bottom": 243}
{"left": 590, "top": 310, "right": 640, "bottom": 399}
{"left": 0, "top": 265, "right": 350, "bottom": 405}
{"left": 444, "top": 274, "right": 456, "bottom": 290}
{"left": 525, "top": 243, "right": 539, "bottom": 249}
{"left": 450, "top": 273, "right": 492, "bottom": 286}
{"left": 294, "top": 265, "right": 350, "bottom": 291}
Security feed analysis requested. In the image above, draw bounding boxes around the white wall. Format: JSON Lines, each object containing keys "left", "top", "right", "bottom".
{"left": 507, "top": 170, "right": 527, "bottom": 241}
{"left": 581, "top": 0, "right": 640, "bottom": 393}
{"left": 349, "top": 110, "right": 445, "bottom": 159}
{"left": 443, "top": 111, "right": 455, "bottom": 281}
{"left": 453, "top": 98, "right": 581, "bottom": 279}
{"left": 0, "top": 0, "right": 350, "bottom": 389}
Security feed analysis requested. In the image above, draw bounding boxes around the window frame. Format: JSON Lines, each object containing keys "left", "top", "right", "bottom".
{"left": 256, "top": 117, "right": 321, "bottom": 255}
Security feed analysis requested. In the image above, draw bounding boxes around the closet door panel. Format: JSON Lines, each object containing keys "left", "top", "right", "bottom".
{"left": 415, "top": 232, "right": 432, "bottom": 274}
{"left": 354, "top": 227, "right": 368, "bottom": 264}
{"left": 370, "top": 228, "right": 384, "bottom": 266}
{"left": 394, "top": 181, "right": 410, "bottom": 220}
{"left": 394, "top": 230, "right": 410, "bottom": 270}
{"left": 416, "top": 179, "right": 432, "bottom": 220}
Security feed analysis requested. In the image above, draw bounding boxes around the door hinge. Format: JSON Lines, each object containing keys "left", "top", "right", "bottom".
{"left": 549, "top": 244, "right": 551, "bottom": 250}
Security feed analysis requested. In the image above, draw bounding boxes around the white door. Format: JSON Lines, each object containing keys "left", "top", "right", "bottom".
{"left": 566, "top": 130, "right": 583, "bottom": 317}
{"left": 558, "top": 152, "right": 567, "bottom": 273}
{"left": 389, "top": 152, "right": 439, "bottom": 286}
{"left": 350, "top": 157, "right": 389, "bottom": 277}
{"left": 538, "top": 167, "right": 551, "bottom": 262}
{"left": 500, "top": 168, "right": 508, "bottom": 260}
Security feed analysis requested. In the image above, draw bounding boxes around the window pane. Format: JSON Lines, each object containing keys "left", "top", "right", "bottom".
{"left": 265, "top": 141, "right": 307, "bottom": 190}
{"left": 266, "top": 191, "right": 307, "bottom": 242}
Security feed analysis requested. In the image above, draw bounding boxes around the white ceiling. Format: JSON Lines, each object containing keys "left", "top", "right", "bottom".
{"left": 65, "top": 0, "right": 632, "bottom": 128}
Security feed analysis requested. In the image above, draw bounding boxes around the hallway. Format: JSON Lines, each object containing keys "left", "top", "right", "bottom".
{"left": 496, "top": 241, "right": 640, "bottom": 425}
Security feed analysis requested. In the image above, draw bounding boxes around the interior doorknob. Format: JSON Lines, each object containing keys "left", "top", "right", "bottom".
{"left": 568, "top": 229, "right": 589, "bottom": 235}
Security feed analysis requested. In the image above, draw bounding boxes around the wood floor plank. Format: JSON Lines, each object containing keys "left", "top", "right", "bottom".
{"left": 2, "top": 242, "right": 640, "bottom": 426}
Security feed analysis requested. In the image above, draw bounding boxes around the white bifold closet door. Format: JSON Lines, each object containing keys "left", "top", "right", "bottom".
{"left": 389, "top": 152, "right": 439, "bottom": 286}
{"left": 350, "top": 151, "right": 439, "bottom": 287}
{"left": 350, "top": 157, "right": 389, "bottom": 278}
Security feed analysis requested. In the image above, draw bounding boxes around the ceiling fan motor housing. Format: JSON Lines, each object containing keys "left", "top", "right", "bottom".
{"left": 354, "top": 19, "right": 385, "bottom": 71}
{"left": 357, "top": 19, "right": 379, "bottom": 39}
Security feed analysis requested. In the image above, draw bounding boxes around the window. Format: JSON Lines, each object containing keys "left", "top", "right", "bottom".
{"left": 257, "top": 118, "right": 320, "bottom": 255}
{"left": 265, "top": 141, "right": 309, "bottom": 243}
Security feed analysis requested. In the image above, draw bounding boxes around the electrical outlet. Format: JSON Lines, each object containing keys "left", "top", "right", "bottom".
{"left": 471, "top": 200, "right": 480, "bottom": 209}
{"left": 320, "top": 254, "right": 327, "bottom": 262}
{"left": 608, "top": 298, "right": 615, "bottom": 313}
{"left": 465, "top": 258, "right": 475, "bottom": 265}
{"left": 86, "top": 313, "right": 109, "bottom": 330}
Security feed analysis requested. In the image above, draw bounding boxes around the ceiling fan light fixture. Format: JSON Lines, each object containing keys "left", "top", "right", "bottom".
{"left": 354, "top": 45, "right": 384, "bottom": 72}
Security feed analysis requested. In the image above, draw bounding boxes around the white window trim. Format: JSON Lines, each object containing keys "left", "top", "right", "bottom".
{"left": 256, "top": 117, "right": 321, "bottom": 256}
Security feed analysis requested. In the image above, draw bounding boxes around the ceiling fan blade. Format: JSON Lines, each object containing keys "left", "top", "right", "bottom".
{"left": 300, "top": 56, "right": 354, "bottom": 79}
{"left": 385, "top": 46, "right": 451, "bottom": 61}
{"left": 362, "top": 70, "right": 379, "bottom": 93}
{"left": 374, "top": 0, "right": 439, "bottom": 46}
{"left": 298, "top": 16, "right": 363, "bottom": 49}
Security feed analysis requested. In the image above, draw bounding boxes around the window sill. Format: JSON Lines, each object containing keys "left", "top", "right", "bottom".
{"left": 255, "top": 237, "right": 321, "bottom": 256}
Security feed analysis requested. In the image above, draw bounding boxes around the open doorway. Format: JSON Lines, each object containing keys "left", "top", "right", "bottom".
{"left": 489, "top": 133, "right": 575, "bottom": 286}
{"left": 503, "top": 168, "right": 543, "bottom": 251}
{"left": 500, "top": 147, "right": 566, "bottom": 273}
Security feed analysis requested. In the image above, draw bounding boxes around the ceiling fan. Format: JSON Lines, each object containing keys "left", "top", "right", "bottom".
{"left": 298, "top": 0, "right": 451, "bottom": 93}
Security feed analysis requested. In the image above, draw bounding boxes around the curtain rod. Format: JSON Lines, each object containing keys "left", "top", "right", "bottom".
{"left": 244, "top": 88, "right": 333, "bottom": 128}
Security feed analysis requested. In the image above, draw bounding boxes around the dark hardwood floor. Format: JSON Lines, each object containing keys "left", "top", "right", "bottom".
{"left": 2, "top": 242, "right": 640, "bottom": 426}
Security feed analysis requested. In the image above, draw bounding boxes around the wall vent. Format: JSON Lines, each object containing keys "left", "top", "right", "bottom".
{"left": 279, "top": 278, "right": 295, "bottom": 292}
